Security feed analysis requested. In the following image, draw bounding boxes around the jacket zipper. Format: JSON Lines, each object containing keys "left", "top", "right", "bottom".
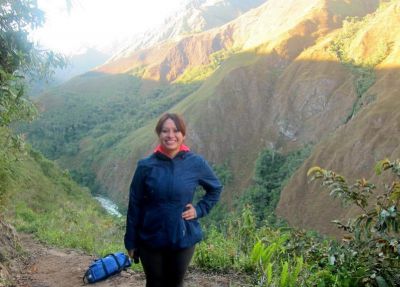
{"left": 168, "top": 159, "right": 175, "bottom": 201}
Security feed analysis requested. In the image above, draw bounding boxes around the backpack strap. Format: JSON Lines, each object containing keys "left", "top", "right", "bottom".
{"left": 100, "top": 258, "right": 110, "bottom": 276}
{"left": 122, "top": 254, "right": 130, "bottom": 268}
{"left": 109, "top": 253, "right": 122, "bottom": 271}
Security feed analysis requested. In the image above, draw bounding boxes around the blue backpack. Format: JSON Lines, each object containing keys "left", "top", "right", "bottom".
{"left": 83, "top": 252, "right": 131, "bottom": 284}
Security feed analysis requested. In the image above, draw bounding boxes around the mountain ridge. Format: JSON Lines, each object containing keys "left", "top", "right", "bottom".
{"left": 106, "top": 0, "right": 265, "bottom": 66}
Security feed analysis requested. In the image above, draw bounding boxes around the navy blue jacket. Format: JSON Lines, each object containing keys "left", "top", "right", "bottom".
{"left": 124, "top": 150, "right": 223, "bottom": 250}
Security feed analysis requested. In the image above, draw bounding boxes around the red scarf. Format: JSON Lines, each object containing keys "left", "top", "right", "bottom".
{"left": 153, "top": 144, "right": 190, "bottom": 157}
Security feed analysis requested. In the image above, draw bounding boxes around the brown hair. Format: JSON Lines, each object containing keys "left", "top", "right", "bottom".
{"left": 155, "top": 113, "right": 187, "bottom": 136}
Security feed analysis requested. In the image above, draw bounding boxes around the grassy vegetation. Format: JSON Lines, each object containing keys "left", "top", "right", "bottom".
{"left": 2, "top": 147, "right": 127, "bottom": 258}
{"left": 174, "top": 48, "right": 238, "bottom": 84}
{"left": 329, "top": 8, "right": 392, "bottom": 123}
{"left": 327, "top": 0, "right": 379, "bottom": 18}
{"left": 173, "top": 50, "right": 259, "bottom": 115}
{"left": 236, "top": 145, "right": 313, "bottom": 225}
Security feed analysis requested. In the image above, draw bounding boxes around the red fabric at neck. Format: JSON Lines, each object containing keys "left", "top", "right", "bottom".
{"left": 153, "top": 144, "right": 190, "bottom": 157}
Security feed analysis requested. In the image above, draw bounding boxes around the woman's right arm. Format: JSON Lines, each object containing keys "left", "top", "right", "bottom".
{"left": 124, "top": 162, "right": 146, "bottom": 252}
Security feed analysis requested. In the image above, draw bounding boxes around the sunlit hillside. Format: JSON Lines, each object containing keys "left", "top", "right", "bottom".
{"left": 110, "top": 0, "right": 265, "bottom": 62}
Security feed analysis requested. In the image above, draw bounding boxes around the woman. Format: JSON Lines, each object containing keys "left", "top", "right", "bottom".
{"left": 124, "top": 113, "right": 223, "bottom": 287}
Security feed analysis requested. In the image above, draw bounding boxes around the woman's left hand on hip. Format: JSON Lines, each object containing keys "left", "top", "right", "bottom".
{"left": 182, "top": 203, "right": 197, "bottom": 220}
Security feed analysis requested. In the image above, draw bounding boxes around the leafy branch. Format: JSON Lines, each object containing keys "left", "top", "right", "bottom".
{"left": 308, "top": 159, "right": 400, "bottom": 286}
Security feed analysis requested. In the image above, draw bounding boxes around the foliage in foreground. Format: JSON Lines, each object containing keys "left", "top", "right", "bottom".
{"left": 4, "top": 143, "right": 399, "bottom": 286}
{"left": 308, "top": 159, "right": 400, "bottom": 286}
{"left": 195, "top": 159, "right": 400, "bottom": 286}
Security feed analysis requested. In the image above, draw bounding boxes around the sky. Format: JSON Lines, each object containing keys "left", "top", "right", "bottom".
{"left": 32, "top": 0, "right": 185, "bottom": 55}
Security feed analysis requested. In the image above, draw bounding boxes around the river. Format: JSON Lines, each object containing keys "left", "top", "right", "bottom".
{"left": 94, "top": 196, "right": 122, "bottom": 218}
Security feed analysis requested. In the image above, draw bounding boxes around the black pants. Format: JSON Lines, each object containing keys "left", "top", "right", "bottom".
{"left": 139, "top": 245, "right": 195, "bottom": 287}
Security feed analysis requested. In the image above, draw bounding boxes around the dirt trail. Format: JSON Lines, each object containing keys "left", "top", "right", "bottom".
{"left": 12, "top": 235, "right": 242, "bottom": 287}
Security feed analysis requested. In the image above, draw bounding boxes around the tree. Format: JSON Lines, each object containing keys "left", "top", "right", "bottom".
{"left": 1, "top": 0, "right": 64, "bottom": 128}
{"left": 0, "top": 0, "right": 64, "bottom": 200}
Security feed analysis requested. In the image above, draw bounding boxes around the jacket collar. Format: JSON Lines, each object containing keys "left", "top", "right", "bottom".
{"left": 153, "top": 144, "right": 190, "bottom": 159}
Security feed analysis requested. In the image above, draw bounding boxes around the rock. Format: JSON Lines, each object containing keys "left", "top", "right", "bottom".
{"left": 0, "top": 219, "right": 21, "bottom": 287}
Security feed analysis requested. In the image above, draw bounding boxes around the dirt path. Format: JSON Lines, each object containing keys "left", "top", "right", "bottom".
{"left": 12, "top": 235, "right": 243, "bottom": 287}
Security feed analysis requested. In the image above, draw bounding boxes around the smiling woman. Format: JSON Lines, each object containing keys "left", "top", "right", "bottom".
{"left": 155, "top": 113, "right": 187, "bottom": 158}
{"left": 125, "top": 112, "right": 223, "bottom": 287}
{"left": 32, "top": 0, "right": 184, "bottom": 55}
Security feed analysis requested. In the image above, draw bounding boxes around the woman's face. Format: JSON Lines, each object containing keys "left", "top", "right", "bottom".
{"left": 159, "top": 118, "right": 185, "bottom": 157}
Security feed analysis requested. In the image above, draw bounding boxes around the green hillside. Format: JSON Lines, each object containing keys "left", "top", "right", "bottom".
{"left": 21, "top": 47, "right": 261, "bottom": 208}
{"left": 21, "top": 73, "right": 200, "bottom": 196}
{"left": 1, "top": 147, "right": 124, "bottom": 255}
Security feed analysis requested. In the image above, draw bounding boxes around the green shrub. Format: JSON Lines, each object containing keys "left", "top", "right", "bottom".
{"left": 194, "top": 226, "right": 238, "bottom": 272}
{"left": 237, "top": 145, "right": 312, "bottom": 225}
{"left": 329, "top": 11, "right": 392, "bottom": 123}
{"left": 308, "top": 159, "right": 400, "bottom": 286}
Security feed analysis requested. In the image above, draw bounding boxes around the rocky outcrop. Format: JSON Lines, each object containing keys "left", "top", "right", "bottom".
{"left": 0, "top": 219, "right": 20, "bottom": 287}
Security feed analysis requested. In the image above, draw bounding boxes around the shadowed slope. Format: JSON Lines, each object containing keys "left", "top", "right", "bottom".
{"left": 277, "top": 0, "right": 400, "bottom": 235}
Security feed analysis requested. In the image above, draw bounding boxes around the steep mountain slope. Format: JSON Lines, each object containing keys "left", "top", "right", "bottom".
{"left": 277, "top": 0, "right": 400, "bottom": 235}
{"left": 97, "top": 0, "right": 336, "bottom": 78}
{"left": 98, "top": 0, "right": 378, "bottom": 79}
{"left": 24, "top": 0, "right": 400, "bottom": 239}
{"left": 106, "top": 0, "right": 265, "bottom": 68}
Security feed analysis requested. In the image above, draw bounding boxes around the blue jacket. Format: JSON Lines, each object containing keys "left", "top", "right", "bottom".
{"left": 124, "top": 150, "right": 223, "bottom": 250}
